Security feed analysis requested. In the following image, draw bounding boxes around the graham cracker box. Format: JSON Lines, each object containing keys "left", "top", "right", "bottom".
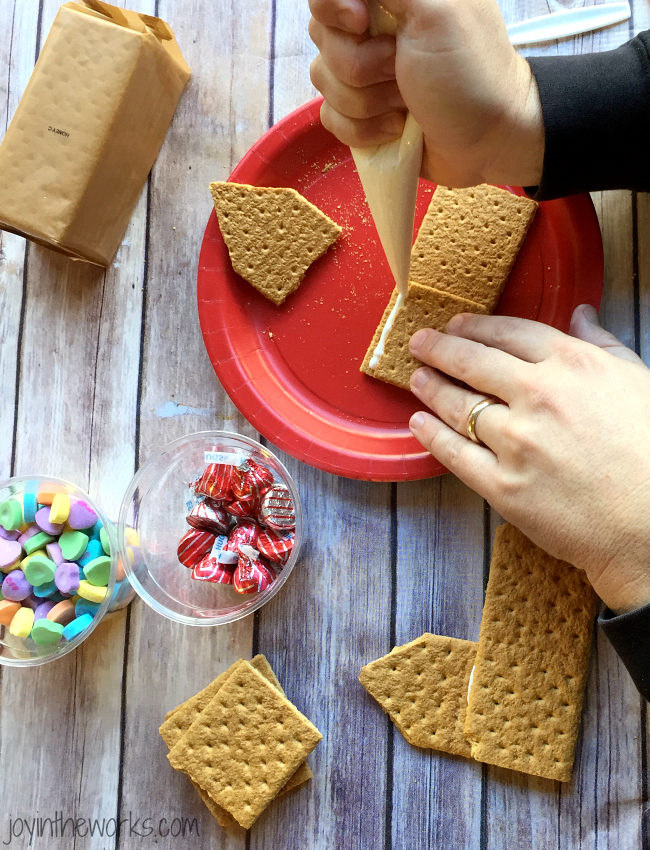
{"left": 0, "top": 0, "right": 191, "bottom": 266}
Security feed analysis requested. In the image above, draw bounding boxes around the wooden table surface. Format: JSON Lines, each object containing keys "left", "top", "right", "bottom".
{"left": 1, "top": 1, "right": 649, "bottom": 848}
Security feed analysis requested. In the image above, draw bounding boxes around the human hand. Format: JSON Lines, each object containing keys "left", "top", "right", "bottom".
{"left": 308, "top": 0, "right": 544, "bottom": 187}
{"left": 408, "top": 305, "right": 650, "bottom": 615}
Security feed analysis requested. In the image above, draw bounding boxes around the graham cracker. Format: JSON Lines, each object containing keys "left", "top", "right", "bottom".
{"left": 465, "top": 524, "right": 596, "bottom": 782}
{"left": 366, "top": 282, "right": 488, "bottom": 390}
{"left": 210, "top": 181, "right": 341, "bottom": 305}
{"left": 360, "top": 633, "right": 477, "bottom": 756}
{"left": 167, "top": 661, "right": 322, "bottom": 829}
{"left": 409, "top": 185, "right": 538, "bottom": 311}
{"left": 160, "top": 655, "right": 312, "bottom": 832}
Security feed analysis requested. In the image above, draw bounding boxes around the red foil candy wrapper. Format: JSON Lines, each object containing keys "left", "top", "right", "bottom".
{"left": 257, "top": 528, "right": 294, "bottom": 565}
{"left": 224, "top": 498, "right": 259, "bottom": 519}
{"left": 192, "top": 555, "right": 235, "bottom": 584}
{"left": 177, "top": 529, "right": 216, "bottom": 568}
{"left": 193, "top": 463, "right": 234, "bottom": 501}
{"left": 232, "top": 459, "right": 274, "bottom": 503}
{"left": 224, "top": 519, "right": 261, "bottom": 553}
{"left": 233, "top": 552, "right": 275, "bottom": 594}
{"left": 260, "top": 484, "right": 295, "bottom": 531}
{"left": 186, "top": 500, "right": 230, "bottom": 535}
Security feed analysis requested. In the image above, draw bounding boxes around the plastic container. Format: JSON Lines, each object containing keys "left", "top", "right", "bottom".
{"left": 0, "top": 475, "right": 128, "bottom": 666}
{"left": 118, "top": 432, "right": 302, "bottom": 626}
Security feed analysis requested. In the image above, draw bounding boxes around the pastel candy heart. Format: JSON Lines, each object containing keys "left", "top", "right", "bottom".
{"left": 63, "top": 613, "right": 93, "bottom": 641}
{"left": 83, "top": 556, "right": 111, "bottom": 587}
{"left": 23, "top": 555, "right": 56, "bottom": 587}
{"left": 9, "top": 606, "right": 34, "bottom": 637}
{"left": 77, "top": 580, "right": 107, "bottom": 603}
{"left": 75, "top": 599, "right": 100, "bottom": 618}
{"left": 22, "top": 594, "right": 40, "bottom": 611}
{"left": 0, "top": 499, "right": 23, "bottom": 531}
{"left": 2, "top": 571, "right": 32, "bottom": 601}
{"left": 33, "top": 579, "right": 58, "bottom": 598}
{"left": 34, "top": 601, "right": 56, "bottom": 621}
{"left": 49, "top": 493, "right": 71, "bottom": 525}
{"left": 35, "top": 507, "right": 65, "bottom": 536}
{"left": 67, "top": 498, "right": 98, "bottom": 531}
{"left": 23, "top": 532, "right": 55, "bottom": 556}
{"left": 18, "top": 526, "right": 40, "bottom": 546}
{"left": 99, "top": 527, "right": 110, "bottom": 555}
{"left": 55, "top": 562, "right": 80, "bottom": 595}
{"left": 22, "top": 492, "right": 37, "bottom": 524}
{"left": 0, "top": 538, "right": 22, "bottom": 571}
{"left": 31, "top": 619, "right": 64, "bottom": 645}
{"left": 47, "top": 600, "right": 76, "bottom": 626}
{"left": 46, "top": 542, "right": 64, "bottom": 566}
{"left": 59, "top": 531, "right": 89, "bottom": 562}
{"left": 0, "top": 526, "right": 20, "bottom": 542}
{"left": 78, "top": 539, "right": 103, "bottom": 567}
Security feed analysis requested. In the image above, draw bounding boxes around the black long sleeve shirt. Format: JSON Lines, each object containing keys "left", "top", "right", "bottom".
{"left": 525, "top": 35, "right": 650, "bottom": 701}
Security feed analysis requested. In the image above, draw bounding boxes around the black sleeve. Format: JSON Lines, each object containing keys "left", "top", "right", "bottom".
{"left": 525, "top": 31, "right": 650, "bottom": 200}
{"left": 598, "top": 603, "right": 650, "bottom": 701}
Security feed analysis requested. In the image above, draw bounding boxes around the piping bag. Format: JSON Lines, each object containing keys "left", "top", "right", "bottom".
{"left": 351, "top": 0, "right": 423, "bottom": 366}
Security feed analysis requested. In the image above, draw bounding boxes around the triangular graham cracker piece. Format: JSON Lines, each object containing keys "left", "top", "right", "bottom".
{"left": 465, "top": 524, "right": 596, "bottom": 782}
{"left": 360, "top": 633, "right": 477, "bottom": 756}
{"left": 362, "top": 282, "right": 487, "bottom": 390}
{"left": 410, "top": 185, "right": 538, "bottom": 311}
{"left": 210, "top": 181, "right": 341, "bottom": 305}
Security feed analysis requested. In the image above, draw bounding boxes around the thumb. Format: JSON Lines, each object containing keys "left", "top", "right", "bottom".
{"left": 569, "top": 304, "right": 642, "bottom": 364}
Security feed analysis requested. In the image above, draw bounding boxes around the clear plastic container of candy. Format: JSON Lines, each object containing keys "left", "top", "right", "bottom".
{"left": 118, "top": 432, "right": 302, "bottom": 626}
{"left": 0, "top": 475, "right": 133, "bottom": 667}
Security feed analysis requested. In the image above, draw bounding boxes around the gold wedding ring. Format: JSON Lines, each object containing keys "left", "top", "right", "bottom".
{"left": 466, "top": 398, "right": 498, "bottom": 446}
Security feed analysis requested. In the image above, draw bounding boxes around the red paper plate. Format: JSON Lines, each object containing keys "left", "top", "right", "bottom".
{"left": 198, "top": 97, "right": 603, "bottom": 481}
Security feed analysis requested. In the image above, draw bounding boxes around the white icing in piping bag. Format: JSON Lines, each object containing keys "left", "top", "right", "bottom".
{"left": 350, "top": 0, "right": 423, "bottom": 299}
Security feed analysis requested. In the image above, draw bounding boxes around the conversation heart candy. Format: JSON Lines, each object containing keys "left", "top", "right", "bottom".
{"left": 49, "top": 493, "right": 71, "bottom": 524}
{"left": 2, "top": 570, "right": 32, "bottom": 602}
{"left": 0, "top": 600, "right": 21, "bottom": 625}
{"left": 31, "top": 619, "right": 64, "bottom": 645}
{"left": 34, "top": 601, "right": 56, "bottom": 621}
{"left": 83, "top": 556, "right": 111, "bottom": 587}
{"left": 0, "top": 538, "right": 22, "bottom": 571}
{"left": 77, "top": 580, "right": 107, "bottom": 603}
{"left": 24, "top": 554, "right": 56, "bottom": 587}
{"left": 63, "top": 613, "right": 94, "bottom": 641}
{"left": 67, "top": 498, "right": 98, "bottom": 530}
{"left": 55, "top": 562, "right": 81, "bottom": 595}
{"left": 59, "top": 531, "right": 89, "bottom": 562}
{"left": 0, "top": 526, "right": 20, "bottom": 542}
{"left": 0, "top": 499, "right": 23, "bottom": 531}
{"left": 47, "top": 600, "right": 76, "bottom": 626}
{"left": 34, "top": 506, "right": 65, "bottom": 536}
{"left": 23, "top": 532, "right": 55, "bottom": 556}
{"left": 45, "top": 541, "right": 65, "bottom": 566}
{"left": 9, "top": 606, "right": 34, "bottom": 637}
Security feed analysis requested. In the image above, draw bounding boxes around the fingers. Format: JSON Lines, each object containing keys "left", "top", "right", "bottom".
{"left": 446, "top": 313, "right": 568, "bottom": 363}
{"left": 310, "top": 55, "right": 404, "bottom": 120}
{"left": 569, "top": 304, "right": 643, "bottom": 364}
{"left": 409, "top": 410, "right": 498, "bottom": 495}
{"left": 308, "top": 19, "right": 397, "bottom": 87}
{"left": 410, "top": 367, "right": 509, "bottom": 452}
{"left": 409, "top": 328, "right": 528, "bottom": 404}
{"left": 308, "top": 0, "right": 369, "bottom": 34}
{"left": 320, "top": 100, "right": 405, "bottom": 147}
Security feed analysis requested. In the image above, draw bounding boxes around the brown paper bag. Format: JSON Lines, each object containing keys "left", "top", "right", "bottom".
{"left": 0, "top": 0, "right": 191, "bottom": 267}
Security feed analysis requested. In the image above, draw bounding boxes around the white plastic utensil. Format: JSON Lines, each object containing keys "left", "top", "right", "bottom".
{"left": 507, "top": 1, "right": 630, "bottom": 45}
{"left": 350, "top": 1, "right": 423, "bottom": 298}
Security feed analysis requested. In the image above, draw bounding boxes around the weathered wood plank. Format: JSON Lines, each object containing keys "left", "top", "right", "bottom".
{"left": 0, "top": 2, "right": 151, "bottom": 848}
{"left": 249, "top": 4, "right": 392, "bottom": 849}
{"left": 392, "top": 478, "right": 485, "bottom": 850}
{"left": 117, "top": 1, "right": 272, "bottom": 847}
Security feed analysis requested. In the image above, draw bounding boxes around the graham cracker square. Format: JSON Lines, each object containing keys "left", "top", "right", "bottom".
{"left": 360, "top": 633, "right": 477, "bottom": 756}
{"left": 410, "top": 185, "right": 538, "bottom": 311}
{"left": 465, "top": 524, "right": 596, "bottom": 782}
{"left": 167, "top": 660, "right": 322, "bottom": 829}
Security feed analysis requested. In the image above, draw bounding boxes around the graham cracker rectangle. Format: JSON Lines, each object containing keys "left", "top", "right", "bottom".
{"left": 210, "top": 181, "right": 341, "bottom": 305}
{"left": 167, "top": 661, "right": 322, "bottom": 829}
{"left": 368, "top": 282, "right": 488, "bottom": 390}
{"left": 360, "top": 633, "right": 477, "bottom": 757}
{"left": 410, "top": 185, "right": 538, "bottom": 311}
{"left": 465, "top": 524, "right": 596, "bottom": 782}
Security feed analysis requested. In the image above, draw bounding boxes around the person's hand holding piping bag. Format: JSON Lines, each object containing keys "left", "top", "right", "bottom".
{"left": 310, "top": 0, "right": 650, "bottom": 699}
